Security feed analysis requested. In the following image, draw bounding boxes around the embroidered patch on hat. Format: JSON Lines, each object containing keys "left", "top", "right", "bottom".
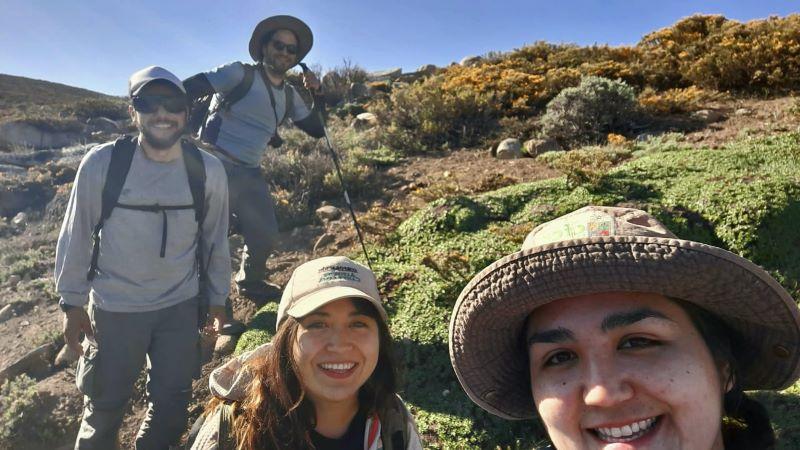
{"left": 530, "top": 209, "right": 616, "bottom": 247}
{"left": 318, "top": 264, "right": 361, "bottom": 284}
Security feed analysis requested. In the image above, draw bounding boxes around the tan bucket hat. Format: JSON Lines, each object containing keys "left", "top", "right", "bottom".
{"left": 277, "top": 256, "right": 387, "bottom": 329}
{"left": 249, "top": 15, "right": 313, "bottom": 62}
{"left": 449, "top": 205, "right": 800, "bottom": 420}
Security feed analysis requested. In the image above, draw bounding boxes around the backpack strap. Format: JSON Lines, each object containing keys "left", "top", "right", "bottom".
{"left": 378, "top": 395, "right": 412, "bottom": 450}
{"left": 181, "top": 140, "right": 207, "bottom": 224}
{"left": 86, "top": 135, "right": 136, "bottom": 281}
{"left": 282, "top": 82, "right": 295, "bottom": 126}
{"left": 217, "top": 403, "right": 236, "bottom": 450}
{"left": 221, "top": 63, "right": 256, "bottom": 111}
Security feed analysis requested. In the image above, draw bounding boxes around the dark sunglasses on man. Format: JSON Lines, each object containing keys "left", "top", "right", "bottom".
{"left": 269, "top": 39, "right": 298, "bottom": 55}
{"left": 132, "top": 95, "right": 188, "bottom": 114}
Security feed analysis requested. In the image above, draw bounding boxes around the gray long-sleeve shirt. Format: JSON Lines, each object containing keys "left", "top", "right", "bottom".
{"left": 54, "top": 140, "right": 231, "bottom": 312}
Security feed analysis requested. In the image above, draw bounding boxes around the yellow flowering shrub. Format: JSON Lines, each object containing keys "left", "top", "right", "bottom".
{"left": 638, "top": 86, "right": 725, "bottom": 114}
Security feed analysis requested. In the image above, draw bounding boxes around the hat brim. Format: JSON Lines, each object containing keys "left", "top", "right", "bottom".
{"left": 286, "top": 285, "right": 388, "bottom": 325}
{"left": 449, "top": 235, "right": 800, "bottom": 420}
{"left": 249, "top": 15, "right": 313, "bottom": 62}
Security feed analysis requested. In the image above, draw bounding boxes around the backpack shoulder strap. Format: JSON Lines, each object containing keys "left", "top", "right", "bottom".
{"left": 378, "top": 395, "right": 412, "bottom": 450}
{"left": 222, "top": 63, "right": 256, "bottom": 110}
{"left": 102, "top": 135, "right": 137, "bottom": 222}
{"left": 181, "top": 140, "right": 207, "bottom": 224}
{"left": 87, "top": 135, "right": 136, "bottom": 281}
{"left": 217, "top": 402, "right": 236, "bottom": 450}
{"left": 282, "top": 82, "right": 295, "bottom": 125}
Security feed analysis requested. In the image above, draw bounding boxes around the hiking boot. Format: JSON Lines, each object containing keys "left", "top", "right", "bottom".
{"left": 220, "top": 319, "right": 247, "bottom": 336}
{"left": 236, "top": 280, "right": 283, "bottom": 302}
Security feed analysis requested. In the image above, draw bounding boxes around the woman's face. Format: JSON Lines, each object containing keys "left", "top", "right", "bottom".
{"left": 293, "top": 298, "right": 380, "bottom": 409}
{"left": 526, "top": 292, "right": 727, "bottom": 450}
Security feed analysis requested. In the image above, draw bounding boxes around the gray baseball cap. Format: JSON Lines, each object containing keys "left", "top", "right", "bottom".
{"left": 128, "top": 65, "right": 186, "bottom": 97}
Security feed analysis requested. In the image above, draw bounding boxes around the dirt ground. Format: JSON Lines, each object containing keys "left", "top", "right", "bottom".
{"left": 0, "top": 95, "right": 797, "bottom": 449}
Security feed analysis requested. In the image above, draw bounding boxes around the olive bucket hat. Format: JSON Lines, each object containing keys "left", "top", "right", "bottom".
{"left": 249, "top": 15, "right": 313, "bottom": 62}
{"left": 449, "top": 205, "right": 800, "bottom": 420}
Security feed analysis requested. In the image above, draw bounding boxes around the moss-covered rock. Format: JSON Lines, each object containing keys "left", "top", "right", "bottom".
{"left": 242, "top": 132, "right": 800, "bottom": 448}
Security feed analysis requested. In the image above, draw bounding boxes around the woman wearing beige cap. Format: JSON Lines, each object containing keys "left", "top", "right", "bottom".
{"left": 449, "top": 206, "right": 799, "bottom": 449}
{"left": 191, "top": 256, "right": 421, "bottom": 450}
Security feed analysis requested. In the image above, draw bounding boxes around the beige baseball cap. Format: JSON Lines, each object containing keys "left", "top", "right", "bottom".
{"left": 276, "top": 256, "right": 387, "bottom": 329}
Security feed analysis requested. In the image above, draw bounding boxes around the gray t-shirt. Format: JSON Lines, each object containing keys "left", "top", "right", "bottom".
{"left": 203, "top": 61, "right": 311, "bottom": 167}
{"left": 54, "top": 140, "right": 231, "bottom": 312}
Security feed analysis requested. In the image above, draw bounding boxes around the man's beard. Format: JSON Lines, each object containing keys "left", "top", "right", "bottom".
{"left": 263, "top": 54, "right": 294, "bottom": 76}
{"left": 140, "top": 119, "right": 184, "bottom": 150}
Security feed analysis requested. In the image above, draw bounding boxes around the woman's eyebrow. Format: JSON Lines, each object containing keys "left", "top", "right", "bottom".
{"left": 600, "top": 308, "right": 674, "bottom": 332}
{"left": 527, "top": 327, "right": 575, "bottom": 346}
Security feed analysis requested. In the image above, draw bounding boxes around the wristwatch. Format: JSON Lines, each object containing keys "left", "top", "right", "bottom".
{"left": 58, "top": 299, "right": 77, "bottom": 312}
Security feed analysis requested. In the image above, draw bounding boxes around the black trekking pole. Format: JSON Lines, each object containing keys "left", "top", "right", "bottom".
{"left": 299, "top": 63, "right": 373, "bottom": 270}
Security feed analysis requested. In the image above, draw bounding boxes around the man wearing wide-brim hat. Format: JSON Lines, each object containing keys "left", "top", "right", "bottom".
{"left": 184, "top": 15, "right": 325, "bottom": 308}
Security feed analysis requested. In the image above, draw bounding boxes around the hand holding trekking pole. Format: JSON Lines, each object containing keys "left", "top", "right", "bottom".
{"left": 203, "top": 305, "right": 227, "bottom": 335}
{"left": 301, "top": 67, "right": 321, "bottom": 93}
{"left": 63, "top": 307, "right": 94, "bottom": 354}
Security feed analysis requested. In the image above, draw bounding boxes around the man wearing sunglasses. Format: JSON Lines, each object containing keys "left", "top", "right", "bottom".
{"left": 183, "top": 15, "right": 325, "bottom": 304}
{"left": 55, "top": 66, "right": 231, "bottom": 449}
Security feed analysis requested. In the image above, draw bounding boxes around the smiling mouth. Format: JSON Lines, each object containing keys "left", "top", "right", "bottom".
{"left": 318, "top": 362, "right": 357, "bottom": 378}
{"left": 591, "top": 416, "right": 660, "bottom": 443}
{"left": 151, "top": 122, "right": 176, "bottom": 129}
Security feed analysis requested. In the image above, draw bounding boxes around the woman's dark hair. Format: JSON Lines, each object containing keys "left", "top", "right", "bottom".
{"left": 672, "top": 298, "right": 776, "bottom": 450}
{"left": 223, "top": 298, "right": 398, "bottom": 449}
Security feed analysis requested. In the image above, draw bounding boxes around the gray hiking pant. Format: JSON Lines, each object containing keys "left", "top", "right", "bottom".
{"left": 74, "top": 297, "right": 199, "bottom": 450}
{"left": 222, "top": 161, "right": 279, "bottom": 285}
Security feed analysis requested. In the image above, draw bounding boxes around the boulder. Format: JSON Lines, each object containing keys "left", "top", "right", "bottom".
{"left": 523, "top": 138, "right": 562, "bottom": 157}
{"left": 416, "top": 64, "right": 438, "bottom": 75}
{"left": 734, "top": 108, "right": 752, "bottom": 116}
{"left": 313, "top": 233, "right": 335, "bottom": 253}
{"left": 495, "top": 138, "right": 522, "bottom": 160}
{"left": 316, "top": 205, "right": 342, "bottom": 221}
{"left": 367, "top": 68, "right": 402, "bottom": 82}
{"left": 85, "top": 117, "right": 121, "bottom": 134}
{"left": 349, "top": 82, "right": 370, "bottom": 100}
{"left": 12, "top": 212, "right": 27, "bottom": 226}
{"left": 460, "top": 56, "right": 483, "bottom": 67}
{"left": 691, "top": 109, "right": 725, "bottom": 122}
{"left": 351, "top": 112, "right": 378, "bottom": 130}
{"left": 214, "top": 335, "right": 238, "bottom": 357}
{"left": 0, "top": 343, "right": 56, "bottom": 384}
{"left": 0, "top": 120, "right": 83, "bottom": 150}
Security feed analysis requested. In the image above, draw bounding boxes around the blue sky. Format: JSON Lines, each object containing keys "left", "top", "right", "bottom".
{"left": 2, "top": 1, "right": 797, "bottom": 96}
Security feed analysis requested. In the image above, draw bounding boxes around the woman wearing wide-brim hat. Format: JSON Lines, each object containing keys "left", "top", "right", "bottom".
{"left": 449, "top": 205, "right": 799, "bottom": 449}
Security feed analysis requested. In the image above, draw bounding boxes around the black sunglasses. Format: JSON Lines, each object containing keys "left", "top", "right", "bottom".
{"left": 270, "top": 39, "right": 298, "bottom": 55}
{"left": 131, "top": 95, "right": 188, "bottom": 114}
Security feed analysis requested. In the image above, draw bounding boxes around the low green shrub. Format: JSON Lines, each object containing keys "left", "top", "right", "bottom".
{"left": 540, "top": 76, "right": 638, "bottom": 148}
{"left": 0, "top": 375, "right": 39, "bottom": 444}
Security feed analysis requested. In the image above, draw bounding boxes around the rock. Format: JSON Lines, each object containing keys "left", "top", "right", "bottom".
{"left": 313, "top": 233, "right": 335, "bottom": 253}
{"left": 635, "top": 132, "right": 657, "bottom": 142}
{"left": 351, "top": 112, "right": 378, "bottom": 130}
{"left": 0, "top": 304, "right": 14, "bottom": 323}
{"left": 495, "top": 138, "right": 522, "bottom": 160}
{"left": 7, "top": 274, "right": 21, "bottom": 288}
{"left": 0, "top": 164, "right": 27, "bottom": 175}
{"left": 0, "top": 120, "right": 83, "bottom": 150}
{"left": 214, "top": 335, "right": 238, "bottom": 357}
{"left": 349, "top": 82, "right": 370, "bottom": 100}
{"left": 54, "top": 344, "right": 80, "bottom": 368}
{"left": 416, "top": 64, "right": 438, "bottom": 75}
{"left": 734, "top": 108, "right": 752, "bottom": 116}
{"left": 443, "top": 171, "right": 451, "bottom": 178}
{"left": 316, "top": 205, "right": 342, "bottom": 221}
{"left": 691, "top": 109, "right": 725, "bottom": 122}
{"left": 367, "top": 68, "right": 402, "bottom": 82}
{"left": 20, "top": 320, "right": 30, "bottom": 327}
{"left": 460, "top": 55, "right": 483, "bottom": 67}
{"left": 12, "top": 212, "right": 27, "bottom": 226}
{"left": 0, "top": 343, "right": 56, "bottom": 384}
{"left": 523, "top": 138, "right": 562, "bottom": 157}
{"left": 85, "top": 117, "right": 121, "bottom": 134}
